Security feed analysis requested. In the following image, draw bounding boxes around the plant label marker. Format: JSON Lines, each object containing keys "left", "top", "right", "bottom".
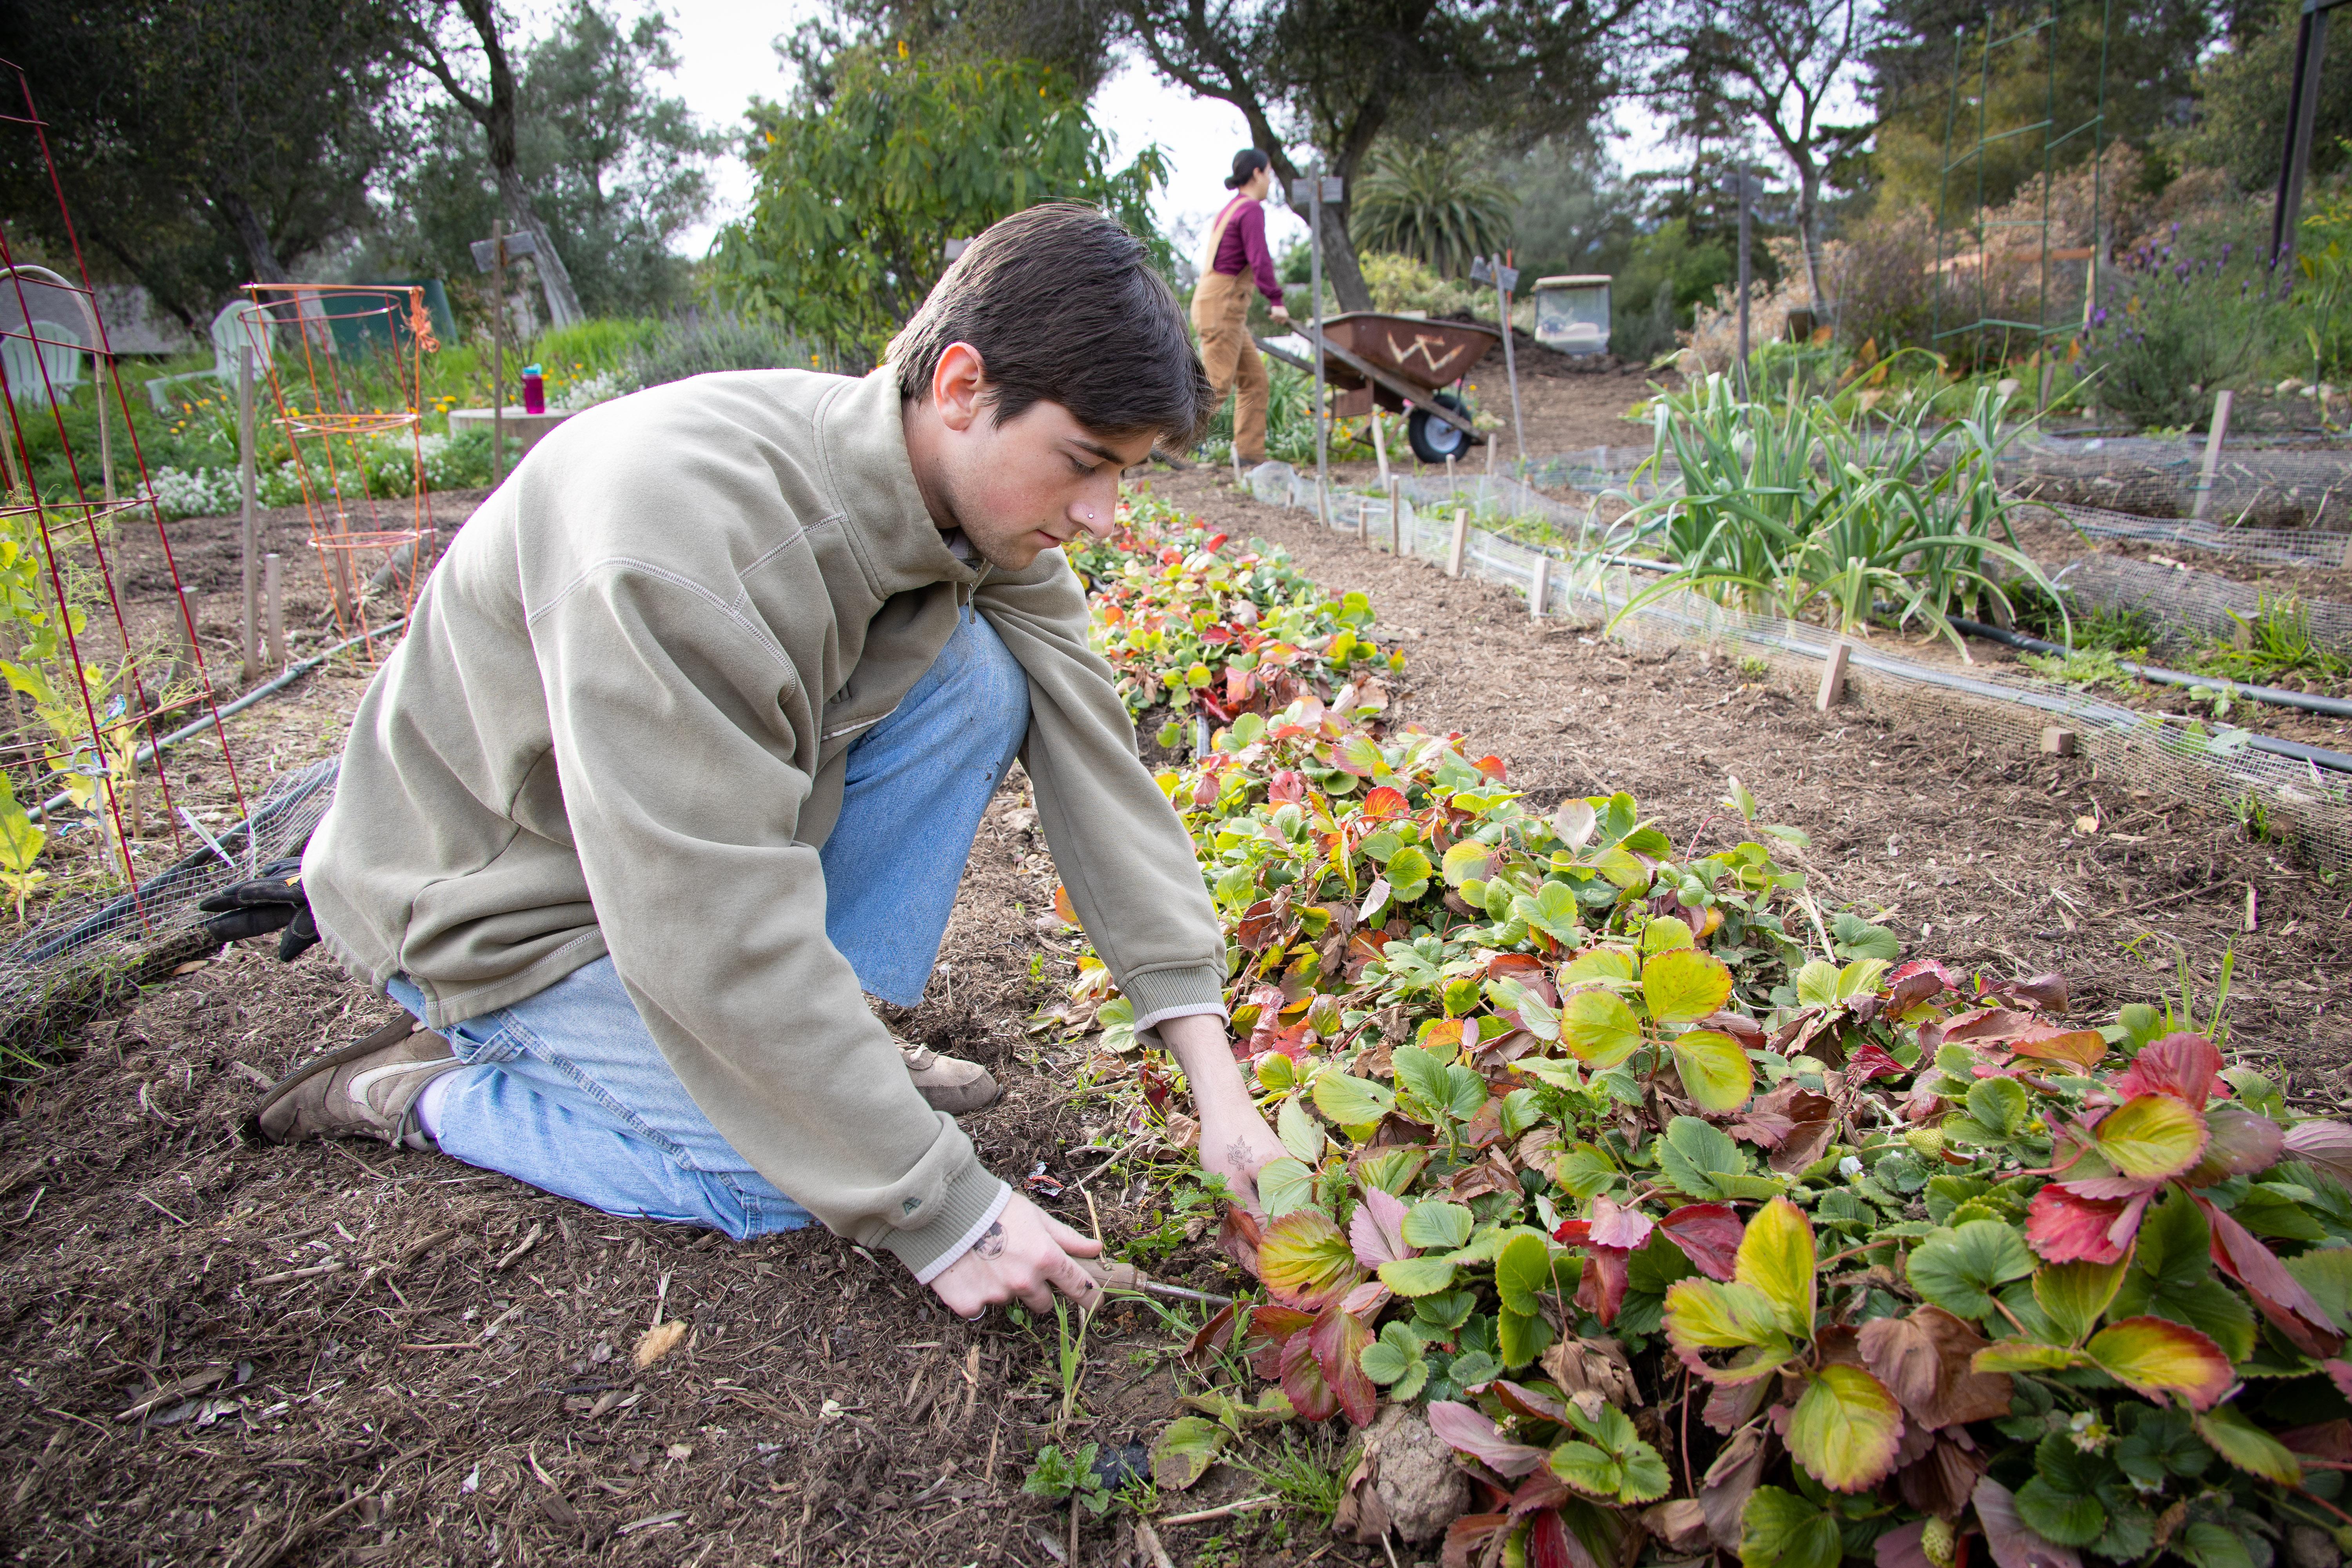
{"left": 2191, "top": 390, "right": 2232, "bottom": 521}
{"left": 1815, "top": 640, "right": 1851, "bottom": 710}
{"left": 1446, "top": 507, "right": 1469, "bottom": 578}
{"left": 1530, "top": 553, "right": 1550, "bottom": 621}
{"left": 2040, "top": 726, "right": 2078, "bottom": 757}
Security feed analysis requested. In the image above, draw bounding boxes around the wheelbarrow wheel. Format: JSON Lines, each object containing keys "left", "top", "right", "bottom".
{"left": 1407, "top": 392, "right": 1475, "bottom": 464}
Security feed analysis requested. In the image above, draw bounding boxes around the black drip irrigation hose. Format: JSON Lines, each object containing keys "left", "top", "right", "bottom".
{"left": 1948, "top": 618, "right": 2352, "bottom": 722}
{"left": 1943, "top": 619, "right": 2352, "bottom": 775}
{"left": 28, "top": 616, "right": 406, "bottom": 824}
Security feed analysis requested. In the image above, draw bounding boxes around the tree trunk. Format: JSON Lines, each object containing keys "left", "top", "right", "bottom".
{"left": 1796, "top": 160, "right": 1825, "bottom": 313}
{"left": 1313, "top": 203, "right": 1372, "bottom": 313}
{"left": 210, "top": 187, "right": 290, "bottom": 285}
{"left": 452, "top": 0, "right": 584, "bottom": 327}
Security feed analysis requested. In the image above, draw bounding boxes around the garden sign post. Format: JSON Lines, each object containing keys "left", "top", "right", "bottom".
{"left": 1470, "top": 254, "right": 1524, "bottom": 470}
{"left": 470, "top": 224, "right": 541, "bottom": 487}
{"left": 1291, "top": 165, "right": 1343, "bottom": 532}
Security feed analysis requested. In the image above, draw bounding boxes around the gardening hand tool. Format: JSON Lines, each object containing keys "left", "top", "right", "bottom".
{"left": 197, "top": 855, "right": 320, "bottom": 960}
{"left": 1079, "top": 1258, "right": 1237, "bottom": 1310}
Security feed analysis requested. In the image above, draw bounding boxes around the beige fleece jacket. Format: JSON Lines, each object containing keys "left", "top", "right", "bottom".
{"left": 301, "top": 367, "right": 1227, "bottom": 1274}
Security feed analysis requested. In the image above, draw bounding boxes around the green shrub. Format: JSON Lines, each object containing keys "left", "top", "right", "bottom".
{"left": 2081, "top": 228, "right": 2283, "bottom": 429}
{"left": 626, "top": 315, "right": 821, "bottom": 390}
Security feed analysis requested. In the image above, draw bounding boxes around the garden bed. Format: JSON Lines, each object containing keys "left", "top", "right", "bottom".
{"left": 0, "top": 474, "right": 2344, "bottom": 1567}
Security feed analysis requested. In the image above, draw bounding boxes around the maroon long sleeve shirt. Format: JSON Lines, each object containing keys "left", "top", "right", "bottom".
{"left": 1210, "top": 197, "right": 1283, "bottom": 307}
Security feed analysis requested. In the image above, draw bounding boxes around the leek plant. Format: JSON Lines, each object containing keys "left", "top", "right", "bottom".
{"left": 1606, "top": 373, "right": 2063, "bottom": 653}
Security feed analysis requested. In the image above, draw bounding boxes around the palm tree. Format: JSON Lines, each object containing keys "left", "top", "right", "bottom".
{"left": 1351, "top": 140, "right": 1515, "bottom": 280}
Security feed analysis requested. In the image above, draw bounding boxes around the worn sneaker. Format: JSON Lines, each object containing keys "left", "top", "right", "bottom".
{"left": 898, "top": 1037, "right": 1000, "bottom": 1114}
{"left": 254, "top": 1018, "right": 461, "bottom": 1151}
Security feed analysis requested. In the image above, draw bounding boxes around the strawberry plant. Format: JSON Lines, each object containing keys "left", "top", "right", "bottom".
{"left": 1076, "top": 491, "right": 2352, "bottom": 1568}
{"left": 1072, "top": 491, "right": 1401, "bottom": 746}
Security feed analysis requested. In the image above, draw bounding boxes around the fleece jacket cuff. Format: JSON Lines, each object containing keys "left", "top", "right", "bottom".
{"left": 881, "top": 1164, "right": 1012, "bottom": 1279}
{"left": 1120, "top": 962, "right": 1227, "bottom": 1031}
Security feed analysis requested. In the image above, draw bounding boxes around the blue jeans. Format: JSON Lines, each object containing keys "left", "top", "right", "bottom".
{"left": 386, "top": 606, "right": 1031, "bottom": 1238}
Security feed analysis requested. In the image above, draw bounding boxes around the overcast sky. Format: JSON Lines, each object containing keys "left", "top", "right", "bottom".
{"left": 653, "top": 0, "right": 1681, "bottom": 260}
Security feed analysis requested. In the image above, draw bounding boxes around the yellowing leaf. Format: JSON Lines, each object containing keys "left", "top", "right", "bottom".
{"left": 1560, "top": 989, "right": 1642, "bottom": 1068}
{"left": 1970, "top": 1340, "right": 2081, "bottom": 1375}
{"left": 1662, "top": 1278, "right": 1792, "bottom": 1382}
{"left": 2092, "top": 1095, "right": 2210, "bottom": 1180}
{"left": 1641, "top": 946, "right": 1734, "bottom": 1025}
{"left": 1258, "top": 1210, "right": 1364, "bottom": 1310}
{"left": 2084, "top": 1317, "right": 2234, "bottom": 1410}
{"left": 1735, "top": 1197, "right": 1817, "bottom": 1339}
{"left": 2193, "top": 1406, "right": 2303, "bottom": 1485}
{"left": 1441, "top": 840, "right": 1492, "bottom": 887}
{"left": 1149, "top": 1416, "right": 1229, "bottom": 1490}
{"left": 1671, "top": 1028, "right": 1753, "bottom": 1113}
{"left": 1642, "top": 915, "right": 1695, "bottom": 951}
{"left": 1786, "top": 1365, "right": 1905, "bottom": 1493}
{"left": 1558, "top": 947, "right": 1635, "bottom": 984}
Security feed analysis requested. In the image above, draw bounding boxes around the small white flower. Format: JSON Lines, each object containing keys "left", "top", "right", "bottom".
{"left": 1837, "top": 1155, "right": 1864, "bottom": 1178}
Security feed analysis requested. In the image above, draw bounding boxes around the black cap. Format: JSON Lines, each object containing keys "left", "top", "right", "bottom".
{"left": 1224, "top": 148, "right": 1271, "bottom": 190}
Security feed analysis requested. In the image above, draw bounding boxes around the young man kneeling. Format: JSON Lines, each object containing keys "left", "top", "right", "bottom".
{"left": 238, "top": 205, "right": 1285, "bottom": 1318}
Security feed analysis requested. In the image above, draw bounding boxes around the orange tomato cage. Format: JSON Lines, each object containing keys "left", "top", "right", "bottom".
{"left": 237, "top": 283, "right": 441, "bottom": 661}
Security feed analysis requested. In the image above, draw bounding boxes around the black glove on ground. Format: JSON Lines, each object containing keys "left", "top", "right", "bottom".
{"left": 197, "top": 855, "right": 321, "bottom": 960}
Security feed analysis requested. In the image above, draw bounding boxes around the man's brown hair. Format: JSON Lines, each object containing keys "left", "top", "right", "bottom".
{"left": 889, "top": 203, "right": 1212, "bottom": 444}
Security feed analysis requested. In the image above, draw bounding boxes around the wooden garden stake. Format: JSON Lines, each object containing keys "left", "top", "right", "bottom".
{"left": 1356, "top": 496, "right": 1368, "bottom": 544}
{"left": 2040, "top": 726, "right": 2077, "bottom": 756}
{"left": 96, "top": 354, "right": 113, "bottom": 503}
{"left": 1369, "top": 406, "right": 1389, "bottom": 489}
{"left": 239, "top": 342, "right": 258, "bottom": 682}
{"left": 265, "top": 552, "right": 285, "bottom": 668}
{"left": 1529, "top": 553, "right": 1549, "bottom": 621}
{"left": 1445, "top": 507, "right": 1469, "bottom": 577}
{"left": 490, "top": 218, "right": 506, "bottom": 487}
{"left": 174, "top": 586, "right": 200, "bottom": 674}
{"left": 2192, "top": 390, "right": 2232, "bottom": 521}
{"left": 1388, "top": 477, "right": 1403, "bottom": 557}
{"left": 1815, "top": 640, "right": 1851, "bottom": 710}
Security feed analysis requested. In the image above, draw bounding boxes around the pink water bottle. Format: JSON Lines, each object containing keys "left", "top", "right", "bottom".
{"left": 521, "top": 362, "right": 546, "bottom": 415}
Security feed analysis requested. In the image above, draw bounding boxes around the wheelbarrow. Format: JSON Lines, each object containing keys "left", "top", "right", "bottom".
{"left": 1254, "top": 312, "right": 1499, "bottom": 465}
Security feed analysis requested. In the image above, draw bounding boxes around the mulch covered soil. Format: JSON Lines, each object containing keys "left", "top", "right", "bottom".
{"left": 0, "top": 754, "right": 1356, "bottom": 1566}
{"left": 0, "top": 459, "right": 2346, "bottom": 1566}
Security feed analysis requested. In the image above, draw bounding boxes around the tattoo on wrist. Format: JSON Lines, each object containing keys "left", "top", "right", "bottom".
{"left": 974, "top": 1221, "right": 1006, "bottom": 1259}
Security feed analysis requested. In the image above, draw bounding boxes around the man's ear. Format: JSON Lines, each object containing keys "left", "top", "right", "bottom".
{"left": 930, "top": 342, "right": 987, "bottom": 434}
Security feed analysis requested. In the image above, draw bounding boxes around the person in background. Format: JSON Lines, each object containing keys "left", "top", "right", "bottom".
{"left": 1190, "top": 148, "right": 1289, "bottom": 466}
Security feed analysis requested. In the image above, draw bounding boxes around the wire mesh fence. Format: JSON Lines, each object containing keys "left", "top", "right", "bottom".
{"left": 0, "top": 759, "right": 337, "bottom": 1067}
{"left": 1241, "top": 460, "right": 2352, "bottom": 872}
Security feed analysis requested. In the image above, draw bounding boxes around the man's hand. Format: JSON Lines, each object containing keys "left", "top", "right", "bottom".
{"left": 1268, "top": 303, "right": 1291, "bottom": 324}
{"left": 1158, "top": 1014, "right": 1285, "bottom": 1214}
{"left": 929, "top": 1191, "right": 1102, "bottom": 1317}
